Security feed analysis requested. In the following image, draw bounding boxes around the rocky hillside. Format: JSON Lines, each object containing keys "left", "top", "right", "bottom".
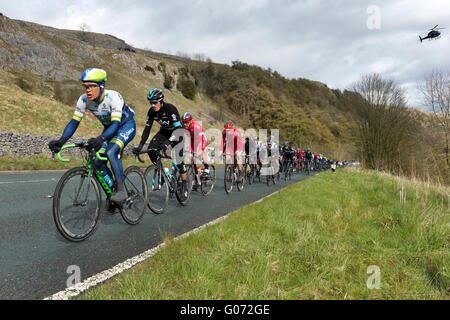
{"left": 0, "top": 14, "right": 364, "bottom": 159}
{"left": 0, "top": 14, "right": 235, "bottom": 136}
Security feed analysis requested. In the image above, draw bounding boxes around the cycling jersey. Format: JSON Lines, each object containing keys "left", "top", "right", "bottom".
{"left": 267, "top": 142, "right": 279, "bottom": 158}
{"left": 138, "top": 102, "right": 182, "bottom": 148}
{"left": 221, "top": 128, "right": 243, "bottom": 154}
{"left": 73, "top": 90, "right": 134, "bottom": 125}
{"left": 281, "top": 146, "right": 295, "bottom": 158}
{"left": 185, "top": 119, "right": 206, "bottom": 152}
{"left": 61, "top": 89, "right": 136, "bottom": 185}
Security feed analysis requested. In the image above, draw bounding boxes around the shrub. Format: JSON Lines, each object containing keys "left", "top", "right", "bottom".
{"left": 144, "top": 65, "right": 156, "bottom": 75}
{"left": 177, "top": 79, "right": 197, "bottom": 100}
{"left": 163, "top": 73, "right": 174, "bottom": 90}
{"left": 158, "top": 62, "right": 166, "bottom": 73}
{"left": 15, "top": 78, "right": 33, "bottom": 93}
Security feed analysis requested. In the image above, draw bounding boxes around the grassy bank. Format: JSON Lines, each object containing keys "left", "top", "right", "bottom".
{"left": 78, "top": 167, "right": 448, "bottom": 300}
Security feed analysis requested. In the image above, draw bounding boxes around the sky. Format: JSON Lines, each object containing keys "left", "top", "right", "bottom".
{"left": 1, "top": 0, "right": 450, "bottom": 109}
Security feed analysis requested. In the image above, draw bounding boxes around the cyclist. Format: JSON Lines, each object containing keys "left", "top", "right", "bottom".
{"left": 280, "top": 141, "right": 295, "bottom": 173}
{"left": 244, "top": 136, "right": 259, "bottom": 166}
{"left": 221, "top": 120, "right": 243, "bottom": 182}
{"left": 181, "top": 112, "right": 209, "bottom": 178}
{"left": 253, "top": 136, "right": 262, "bottom": 173}
{"left": 132, "top": 88, "right": 188, "bottom": 199}
{"left": 266, "top": 136, "right": 280, "bottom": 177}
{"left": 304, "top": 147, "right": 313, "bottom": 170}
{"left": 313, "top": 152, "right": 319, "bottom": 169}
{"left": 48, "top": 68, "right": 136, "bottom": 204}
{"left": 295, "top": 148, "right": 302, "bottom": 170}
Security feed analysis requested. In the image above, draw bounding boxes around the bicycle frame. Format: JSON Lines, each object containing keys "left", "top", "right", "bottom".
{"left": 57, "top": 143, "right": 114, "bottom": 198}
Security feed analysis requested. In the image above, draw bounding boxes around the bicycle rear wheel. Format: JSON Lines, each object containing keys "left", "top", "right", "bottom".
{"left": 201, "top": 165, "right": 216, "bottom": 196}
{"left": 53, "top": 167, "right": 101, "bottom": 242}
{"left": 144, "top": 165, "right": 169, "bottom": 214}
{"left": 121, "top": 166, "right": 147, "bottom": 224}
{"left": 266, "top": 165, "right": 272, "bottom": 186}
{"left": 243, "top": 162, "right": 251, "bottom": 185}
{"left": 236, "top": 167, "right": 245, "bottom": 191}
{"left": 224, "top": 165, "right": 234, "bottom": 194}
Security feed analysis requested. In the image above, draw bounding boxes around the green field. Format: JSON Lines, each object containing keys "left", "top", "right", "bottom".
{"left": 77, "top": 167, "right": 449, "bottom": 300}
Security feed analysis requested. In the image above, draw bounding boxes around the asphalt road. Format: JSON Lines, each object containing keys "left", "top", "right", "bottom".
{"left": 0, "top": 168, "right": 317, "bottom": 300}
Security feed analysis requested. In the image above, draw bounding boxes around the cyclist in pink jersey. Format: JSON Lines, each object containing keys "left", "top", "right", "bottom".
{"left": 221, "top": 121, "right": 243, "bottom": 180}
{"left": 181, "top": 112, "right": 209, "bottom": 176}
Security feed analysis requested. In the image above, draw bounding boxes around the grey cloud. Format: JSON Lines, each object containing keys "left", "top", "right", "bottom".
{"left": 2, "top": 0, "right": 450, "bottom": 108}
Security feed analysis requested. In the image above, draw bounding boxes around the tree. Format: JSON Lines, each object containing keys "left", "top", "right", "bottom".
{"left": 352, "top": 73, "right": 416, "bottom": 173}
{"left": 420, "top": 69, "right": 450, "bottom": 169}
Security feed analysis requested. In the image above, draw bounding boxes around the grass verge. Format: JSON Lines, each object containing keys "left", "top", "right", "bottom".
{"left": 78, "top": 167, "right": 449, "bottom": 300}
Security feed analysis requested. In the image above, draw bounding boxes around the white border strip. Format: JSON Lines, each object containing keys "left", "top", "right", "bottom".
{"left": 0, "top": 178, "right": 57, "bottom": 185}
{"left": 44, "top": 188, "right": 283, "bottom": 300}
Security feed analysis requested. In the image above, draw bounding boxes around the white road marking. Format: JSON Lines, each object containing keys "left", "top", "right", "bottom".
{"left": 43, "top": 188, "right": 284, "bottom": 300}
{"left": 0, "top": 178, "right": 57, "bottom": 185}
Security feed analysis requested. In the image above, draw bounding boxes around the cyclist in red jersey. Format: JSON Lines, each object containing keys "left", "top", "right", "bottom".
{"left": 221, "top": 120, "right": 243, "bottom": 178}
{"left": 181, "top": 112, "right": 209, "bottom": 174}
{"left": 295, "top": 148, "right": 302, "bottom": 169}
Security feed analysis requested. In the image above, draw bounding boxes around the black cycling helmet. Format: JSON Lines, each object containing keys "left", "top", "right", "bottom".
{"left": 147, "top": 88, "right": 164, "bottom": 103}
{"left": 182, "top": 112, "right": 193, "bottom": 123}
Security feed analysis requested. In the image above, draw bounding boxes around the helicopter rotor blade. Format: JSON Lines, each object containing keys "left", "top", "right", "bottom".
{"left": 430, "top": 24, "right": 439, "bottom": 30}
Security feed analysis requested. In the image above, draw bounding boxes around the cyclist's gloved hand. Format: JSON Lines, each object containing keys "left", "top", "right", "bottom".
{"left": 132, "top": 146, "right": 142, "bottom": 155}
{"left": 86, "top": 136, "right": 105, "bottom": 151}
{"left": 48, "top": 138, "right": 66, "bottom": 153}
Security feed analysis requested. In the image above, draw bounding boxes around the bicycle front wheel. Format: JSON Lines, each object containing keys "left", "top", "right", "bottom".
{"left": 144, "top": 165, "right": 169, "bottom": 214}
{"left": 53, "top": 167, "right": 101, "bottom": 242}
{"left": 121, "top": 166, "right": 147, "bottom": 225}
{"left": 175, "top": 169, "right": 191, "bottom": 206}
{"left": 201, "top": 165, "right": 216, "bottom": 196}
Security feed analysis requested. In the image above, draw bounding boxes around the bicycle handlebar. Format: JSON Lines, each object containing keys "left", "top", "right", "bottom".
{"left": 55, "top": 143, "right": 108, "bottom": 162}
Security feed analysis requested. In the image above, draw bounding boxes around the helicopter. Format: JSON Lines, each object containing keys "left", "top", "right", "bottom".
{"left": 419, "top": 25, "right": 445, "bottom": 42}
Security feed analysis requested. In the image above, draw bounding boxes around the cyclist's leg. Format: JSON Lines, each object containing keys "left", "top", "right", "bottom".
{"left": 170, "top": 136, "right": 189, "bottom": 198}
{"left": 108, "top": 120, "right": 136, "bottom": 203}
{"left": 94, "top": 142, "right": 111, "bottom": 177}
{"left": 147, "top": 132, "right": 170, "bottom": 164}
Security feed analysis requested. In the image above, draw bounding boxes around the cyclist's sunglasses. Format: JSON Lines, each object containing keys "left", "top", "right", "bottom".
{"left": 83, "top": 83, "right": 99, "bottom": 89}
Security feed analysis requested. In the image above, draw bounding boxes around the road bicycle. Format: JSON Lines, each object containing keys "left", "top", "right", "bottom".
{"left": 242, "top": 154, "right": 255, "bottom": 185}
{"left": 303, "top": 158, "right": 312, "bottom": 175}
{"left": 185, "top": 151, "right": 216, "bottom": 196}
{"left": 136, "top": 149, "right": 191, "bottom": 214}
{"left": 52, "top": 142, "right": 147, "bottom": 242}
{"left": 266, "top": 157, "right": 280, "bottom": 186}
{"left": 224, "top": 153, "right": 244, "bottom": 194}
{"left": 282, "top": 158, "right": 294, "bottom": 181}
{"left": 253, "top": 158, "right": 262, "bottom": 183}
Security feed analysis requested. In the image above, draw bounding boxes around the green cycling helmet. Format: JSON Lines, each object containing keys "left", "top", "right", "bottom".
{"left": 81, "top": 68, "right": 107, "bottom": 84}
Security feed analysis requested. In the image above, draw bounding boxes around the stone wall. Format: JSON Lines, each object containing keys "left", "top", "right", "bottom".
{"left": 0, "top": 131, "right": 136, "bottom": 158}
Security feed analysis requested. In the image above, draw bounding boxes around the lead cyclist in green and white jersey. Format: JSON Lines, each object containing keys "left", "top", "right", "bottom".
{"left": 48, "top": 68, "right": 136, "bottom": 204}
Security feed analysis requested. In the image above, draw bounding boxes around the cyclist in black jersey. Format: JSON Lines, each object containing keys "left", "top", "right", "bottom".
{"left": 280, "top": 141, "right": 295, "bottom": 173}
{"left": 132, "top": 88, "right": 188, "bottom": 199}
